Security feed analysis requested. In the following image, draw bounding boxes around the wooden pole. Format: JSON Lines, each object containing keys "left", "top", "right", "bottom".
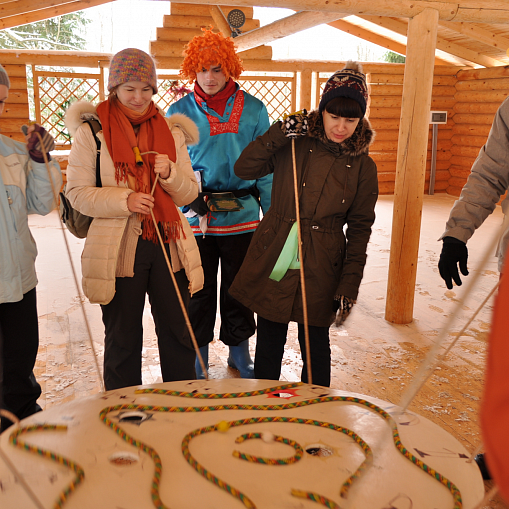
{"left": 99, "top": 66, "right": 105, "bottom": 101}
{"left": 298, "top": 68, "right": 312, "bottom": 111}
{"left": 233, "top": 11, "right": 348, "bottom": 53}
{"left": 385, "top": 8, "right": 439, "bottom": 324}
{"left": 209, "top": 6, "right": 232, "bottom": 37}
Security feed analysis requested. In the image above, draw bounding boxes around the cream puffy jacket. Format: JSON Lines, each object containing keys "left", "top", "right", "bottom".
{"left": 65, "top": 101, "right": 203, "bottom": 305}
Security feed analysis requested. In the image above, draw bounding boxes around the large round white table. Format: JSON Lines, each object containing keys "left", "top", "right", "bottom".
{"left": 0, "top": 379, "right": 484, "bottom": 508}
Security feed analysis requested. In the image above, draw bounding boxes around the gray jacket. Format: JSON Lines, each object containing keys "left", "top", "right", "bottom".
{"left": 441, "top": 96, "right": 509, "bottom": 271}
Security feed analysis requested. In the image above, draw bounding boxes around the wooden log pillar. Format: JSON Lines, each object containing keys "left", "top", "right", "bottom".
{"left": 385, "top": 8, "right": 439, "bottom": 324}
{"left": 298, "top": 68, "right": 312, "bottom": 111}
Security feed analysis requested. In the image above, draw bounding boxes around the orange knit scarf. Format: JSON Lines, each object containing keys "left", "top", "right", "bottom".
{"left": 97, "top": 97, "right": 183, "bottom": 244}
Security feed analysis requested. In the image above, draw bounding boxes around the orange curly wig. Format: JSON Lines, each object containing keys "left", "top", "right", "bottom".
{"left": 180, "top": 29, "right": 244, "bottom": 83}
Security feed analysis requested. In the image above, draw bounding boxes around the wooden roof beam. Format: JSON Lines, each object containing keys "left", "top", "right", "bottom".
{"left": 0, "top": 0, "right": 79, "bottom": 18}
{"left": 360, "top": 15, "right": 507, "bottom": 67}
{"left": 0, "top": 0, "right": 114, "bottom": 30}
{"left": 169, "top": 1, "right": 509, "bottom": 24}
{"left": 439, "top": 20, "right": 509, "bottom": 52}
{"left": 233, "top": 11, "right": 349, "bottom": 53}
{"left": 328, "top": 18, "right": 451, "bottom": 66}
{"left": 209, "top": 6, "right": 232, "bottom": 38}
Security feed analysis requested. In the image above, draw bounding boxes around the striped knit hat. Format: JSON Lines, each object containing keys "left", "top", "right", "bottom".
{"left": 319, "top": 61, "right": 368, "bottom": 116}
{"left": 0, "top": 64, "right": 10, "bottom": 89}
{"left": 108, "top": 48, "right": 158, "bottom": 94}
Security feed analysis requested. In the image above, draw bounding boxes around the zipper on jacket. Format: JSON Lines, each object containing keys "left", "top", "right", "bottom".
{"left": 342, "top": 157, "right": 352, "bottom": 204}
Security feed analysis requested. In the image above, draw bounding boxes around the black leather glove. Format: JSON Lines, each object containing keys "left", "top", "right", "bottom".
{"left": 438, "top": 236, "right": 469, "bottom": 289}
{"left": 25, "top": 124, "right": 55, "bottom": 163}
{"left": 333, "top": 296, "right": 355, "bottom": 327}
{"left": 188, "top": 192, "right": 210, "bottom": 216}
{"left": 281, "top": 109, "right": 308, "bottom": 138}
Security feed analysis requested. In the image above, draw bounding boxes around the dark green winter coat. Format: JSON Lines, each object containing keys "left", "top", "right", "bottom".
{"left": 229, "top": 110, "right": 378, "bottom": 327}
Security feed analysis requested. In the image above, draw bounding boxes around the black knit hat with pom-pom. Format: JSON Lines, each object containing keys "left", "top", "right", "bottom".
{"left": 319, "top": 61, "right": 368, "bottom": 116}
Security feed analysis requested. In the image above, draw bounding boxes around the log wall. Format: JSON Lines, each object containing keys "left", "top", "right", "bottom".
{"left": 448, "top": 67, "right": 509, "bottom": 196}
{"left": 0, "top": 64, "right": 29, "bottom": 143}
{"left": 150, "top": 3, "right": 272, "bottom": 64}
{"left": 368, "top": 67, "right": 456, "bottom": 195}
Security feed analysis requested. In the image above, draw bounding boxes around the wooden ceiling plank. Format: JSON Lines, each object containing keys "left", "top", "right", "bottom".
{"left": 439, "top": 20, "right": 509, "bottom": 52}
{"left": 360, "top": 15, "right": 505, "bottom": 67}
{"left": 331, "top": 18, "right": 452, "bottom": 66}
{"left": 0, "top": 0, "right": 115, "bottom": 30}
{"left": 156, "top": 1, "right": 509, "bottom": 24}
{"left": 4, "top": 0, "right": 508, "bottom": 25}
{"left": 234, "top": 11, "right": 349, "bottom": 53}
{"left": 0, "top": 0, "right": 77, "bottom": 18}
{"left": 171, "top": 3, "right": 254, "bottom": 19}
{"left": 436, "top": 37, "right": 505, "bottom": 67}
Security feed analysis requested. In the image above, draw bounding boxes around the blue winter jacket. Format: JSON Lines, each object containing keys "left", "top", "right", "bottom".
{"left": 167, "top": 83, "right": 272, "bottom": 236}
{"left": 0, "top": 134, "right": 62, "bottom": 304}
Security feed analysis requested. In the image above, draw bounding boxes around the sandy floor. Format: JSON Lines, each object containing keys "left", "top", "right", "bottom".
{"left": 29, "top": 193, "right": 506, "bottom": 507}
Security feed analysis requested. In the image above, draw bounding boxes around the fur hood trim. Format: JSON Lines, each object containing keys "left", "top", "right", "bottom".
{"left": 64, "top": 101, "right": 199, "bottom": 146}
{"left": 64, "top": 100, "right": 98, "bottom": 137}
{"left": 306, "top": 109, "right": 375, "bottom": 157}
{"left": 166, "top": 113, "right": 199, "bottom": 146}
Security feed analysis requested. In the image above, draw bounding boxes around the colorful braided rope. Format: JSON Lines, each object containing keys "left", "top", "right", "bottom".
{"left": 291, "top": 489, "right": 341, "bottom": 509}
{"left": 233, "top": 432, "right": 303, "bottom": 465}
{"left": 97, "top": 384, "right": 462, "bottom": 509}
{"left": 134, "top": 382, "right": 303, "bottom": 399}
{"left": 8, "top": 424, "right": 85, "bottom": 509}
{"left": 181, "top": 416, "right": 371, "bottom": 507}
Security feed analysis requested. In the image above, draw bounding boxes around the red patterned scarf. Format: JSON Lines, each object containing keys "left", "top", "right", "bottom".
{"left": 97, "top": 97, "right": 183, "bottom": 244}
{"left": 194, "top": 78, "right": 237, "bottom": 116}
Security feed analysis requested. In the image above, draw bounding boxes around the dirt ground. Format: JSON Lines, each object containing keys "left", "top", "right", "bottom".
{"left": 29, "top": 194, "right": 507, "bottom": 508}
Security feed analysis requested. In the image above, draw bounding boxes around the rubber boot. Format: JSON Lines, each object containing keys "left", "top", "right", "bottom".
{"left": 227, "top": 340, "right": 254, "bottom": 379}
{"left": 195, "top": 344, "right": 209, "bottom": 379}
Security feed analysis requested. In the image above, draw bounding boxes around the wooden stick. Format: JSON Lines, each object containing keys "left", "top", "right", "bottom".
{"left": 0, "top": 409, "right": 19, "bottom": 425}
{"left": 35, "top": 131, "right": 105, "bottom": 393}
{"left": 399, "top": 213, "right": 509, "bottom": 412}
{"left": 0, "top": 444, "right": 46, "bottom": 509}
{"left": 144, "top": 158, "right": 208, "bottom": 380}
{"left": 467, "top": 441, "right": 484, "bottom": 463}
{"left": 291, "top": 138, "right": 312, "bottom": 385}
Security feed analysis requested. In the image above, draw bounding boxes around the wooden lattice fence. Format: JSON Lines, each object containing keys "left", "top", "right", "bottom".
{"left": 32, "top": 69, "right": 296, "bottom": 148}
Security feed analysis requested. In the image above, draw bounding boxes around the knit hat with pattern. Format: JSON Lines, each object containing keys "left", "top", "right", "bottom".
{"left": 108, "top": 48, "right": 157, "bottom": 93}
{"left": 319, "top": 61, "right": 368, "bottom": 116}
{"left": 0, "top": 64, "right": 10, "bottom": 89}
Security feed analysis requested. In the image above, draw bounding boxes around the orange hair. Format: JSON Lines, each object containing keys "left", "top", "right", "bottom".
{"left": 180, "top": 29, "right": 244, "bottom": 83}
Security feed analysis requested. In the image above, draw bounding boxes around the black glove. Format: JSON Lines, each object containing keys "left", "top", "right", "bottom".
{"left": 188, "top": 192, "right": 210, "bottom": 216}
{"left": 333, "top": 296, "right": 355, "bottom": 327}
{"left": 281, "top": 109, "right": 308, "bottom": 138}
{"left": 25, "top": 124, "right": 55, "bottom": 163}
{"left": 438, "top": 236, "right": 469, "bottom": 290}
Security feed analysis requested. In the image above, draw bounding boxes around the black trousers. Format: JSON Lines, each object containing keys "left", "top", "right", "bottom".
{"left": 0, "top": 288, "right": 42, "bottom": 432}
{"left": 255, "top": 315, "right": 331, "bottom": 387}
{"left": 189, "top": 233, "right": 256, "bottom": 347}
{"left": 101, "top": 238, "right": 196, "bottom": 391}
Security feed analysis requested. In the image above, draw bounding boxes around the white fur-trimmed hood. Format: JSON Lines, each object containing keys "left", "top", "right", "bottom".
{"left": 64, "top": 100, "right": 98, "bottom": 137}
{"left": 64, "top": 100, "right": 199, "bottom": 146}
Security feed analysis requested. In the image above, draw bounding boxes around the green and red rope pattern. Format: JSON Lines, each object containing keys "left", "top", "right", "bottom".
{"left": 8, "top": 383, "right": 463, "bottom": 509}
{"left": 8, "top": 424, "right": 85, "bottom": 509}
{"left": 233, "top": 431, "right": 303, "bottom": 465}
